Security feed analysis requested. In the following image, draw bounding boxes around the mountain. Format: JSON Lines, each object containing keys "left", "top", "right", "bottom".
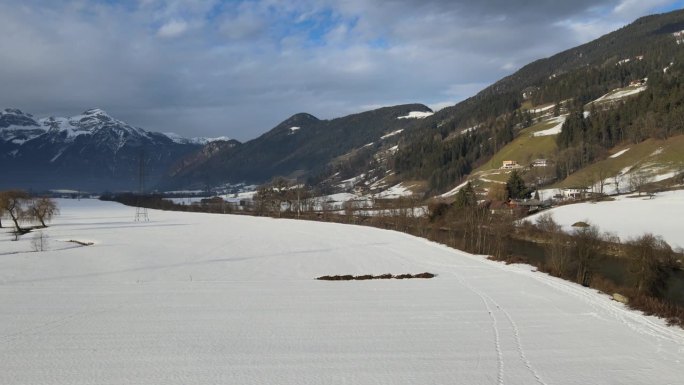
{"left": 0, "top": 108, "right": 229, "bottom": 191}
{"left": 8, "top": 10, "right": 684, "bottom": 195}
{"left": 159, "top": 104, "right": 433, "bottom": 190}
{"left": 388, "top": 8, "right": 684, "bottom": 194}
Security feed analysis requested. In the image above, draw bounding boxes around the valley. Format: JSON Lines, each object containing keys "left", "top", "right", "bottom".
{"left": 3, "top": 4, "right": 684, "bottom": 383}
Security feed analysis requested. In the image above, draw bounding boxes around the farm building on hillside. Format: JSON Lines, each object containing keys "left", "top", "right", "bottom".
{"left": 560, "top": 187, "right": 589, "bottom": 200}
{"left": 488, "top": 199, "right": 544, "bottom": 216}
{"left": 531, "top": 159, "right": 551, "bottom": 167}
{"left": 629, "top": 78, "right": 647, "bottom": 87}
{"left": 501, "top": 160, "right": 520, "bottom": 169}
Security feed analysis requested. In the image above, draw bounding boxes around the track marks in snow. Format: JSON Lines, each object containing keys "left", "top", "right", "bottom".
{"left": 469, "top": 279, "right": 505, "bottom": 385}
{"left": 453, "top": 271, "right": 547, "bottom": 385}
{"left": 527, "top": 271, "right": 684, "bottom": 348}
{"left": 410, "top": 235, "right": 684, "bottom": 349}
{"left": 480, "top": 291, "right": 547, "bottom": 385}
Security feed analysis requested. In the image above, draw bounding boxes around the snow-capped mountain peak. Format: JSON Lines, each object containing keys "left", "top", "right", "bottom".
{"left": 163, "top": 132, "right": 232, "bottom": 145}
{"left": 0, "top": 108, "right": 45, "bottom": 144}
{"left": 0, "top": 108, "right": 40, "bottom": 128}
{"left": 26, "top": 108, "right": 151, "bottom": 145}
{"left": 1, "top": 107, "right": 207, "bottom": 191}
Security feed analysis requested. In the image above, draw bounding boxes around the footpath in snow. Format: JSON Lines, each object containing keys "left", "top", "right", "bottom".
{"left": 1, "top": 199, "right": 683, "bottom": 384}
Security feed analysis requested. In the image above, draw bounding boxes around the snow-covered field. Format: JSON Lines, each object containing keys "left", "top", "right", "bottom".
{"left": 533, "top": 115, "right": 566, "bottom": 137}
{"left": 1, "top": 199, "right": 683, "bottom": 384}
{"left": 528, "top": 190, "right": 684, "bottom": 249}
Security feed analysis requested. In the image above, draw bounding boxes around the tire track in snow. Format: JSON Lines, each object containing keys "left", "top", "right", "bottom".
{"left": 384, "top": 245, "right": 506, "bottom": 384}
{"left": 451, "top": 270, "right": 546, "bottom": 385}
{"left": 387, "top": 246, "right": 545, "bottom": 384}
{"left": 405, "top": 235, "right": 684, "bottom": 346}
{"left": 382, "top": 235, "right": 684, "bottom": 375}
{"left": 455, "top": 274, "right": 505, "bottom": 385}
{"left": 479, "top": 291, "right": 547, "bottom": 385}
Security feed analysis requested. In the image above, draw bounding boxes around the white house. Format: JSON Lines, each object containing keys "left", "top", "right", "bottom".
{"left": 501, "top": 160, "right": 520, "bottom": 169}
{"left": 531, "top": 159, "right": 550, "bottom": 167}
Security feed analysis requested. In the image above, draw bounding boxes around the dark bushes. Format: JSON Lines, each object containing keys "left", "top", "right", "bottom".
{"left": 316, "top": 272, "right": 436, "bottom": 281}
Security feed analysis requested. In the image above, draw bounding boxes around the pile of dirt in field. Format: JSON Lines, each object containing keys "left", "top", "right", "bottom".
{"left": 316, "top": 272, "right": 435, "bottom": 281}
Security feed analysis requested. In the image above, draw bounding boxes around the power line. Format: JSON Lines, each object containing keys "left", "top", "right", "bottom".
{"left": 134, "top": 150, "right": 150, "bottom": 222}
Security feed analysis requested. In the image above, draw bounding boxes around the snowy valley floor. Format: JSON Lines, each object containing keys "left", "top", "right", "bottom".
{"left": 528, "top": 190, "right": 684, "bottom": 249}
{"left": 1, "top": 199, "right": 683, "bottom": 384}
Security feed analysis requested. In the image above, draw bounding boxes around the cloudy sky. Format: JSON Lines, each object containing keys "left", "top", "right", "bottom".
{"left": 1, "top": 0, "right": 683, "bottom": 141}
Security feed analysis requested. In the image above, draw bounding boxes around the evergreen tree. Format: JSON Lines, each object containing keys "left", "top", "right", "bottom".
{"left": 454, "top": 182, "right": 477, "bottom": 209}
{"left": 506, "top": 171, "right": 532, "bottom": 199}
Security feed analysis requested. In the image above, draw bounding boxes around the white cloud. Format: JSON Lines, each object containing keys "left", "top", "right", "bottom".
{"left": 429, "top": 101, "right": 456, "bottom": 112}
{"left": 0, "top": 0, "right": 681, "bottom": 141}
{"left": 613, "top": 0, "right": 674, "bottom": 18}
{"left": 157, "top": 19, "right": 188, "bottom": 38}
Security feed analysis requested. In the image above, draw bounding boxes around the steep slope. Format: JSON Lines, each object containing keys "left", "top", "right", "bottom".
{"left": 0, "top": 108, "right": 210, "bottom": 191}
{"left": 391, "top": 8, "right": 684, "bottom": 194}
{"left": 160, "top": 104, "right": 432, "bottom": 189}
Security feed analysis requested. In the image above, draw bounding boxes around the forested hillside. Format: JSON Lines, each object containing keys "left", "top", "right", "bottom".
{"left": 393, "top": 9, "right": 684, "bottom": 193}
{"left": 160, "top": 104, "right": 430, "bottom": 190}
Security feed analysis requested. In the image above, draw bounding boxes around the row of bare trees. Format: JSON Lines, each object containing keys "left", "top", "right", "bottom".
{"left": 0, "top": 190, "right": 59, "bottom": 239}
{"left": 533, "top": 213, "right": 679, "bottom": 295}
{"left": 253, "top": 178, "right": 314, "bottom": 218}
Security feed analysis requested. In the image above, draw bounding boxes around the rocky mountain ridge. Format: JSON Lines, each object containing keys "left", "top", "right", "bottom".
{"left": 0, "top": 108, "right": 230, "bottom": 191}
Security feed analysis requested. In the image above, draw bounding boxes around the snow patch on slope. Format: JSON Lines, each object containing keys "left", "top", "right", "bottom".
{"left": 375, "top": 183, "right": 414, "bottom": 199}
{"left": 610, "top": 148, "right": 630, "bottom": 158}
{"left": 440, "top": 180, "right": 469, "bottom": 198}
{"left": 591, "top": 85, "right": 647, "bottom": 104}
{"left": 397, "top": 111, "right": 434, "bottom": 119}
{"left": 530, "top": 104, "right": 555, "bottom": 114}
{"left": 381, "top": 129, "right": 403, "bottom": 139}
{"left": 650, "top": 147, "right": 664, "bottom": 157}
{"left": 533, "top": 115, "right": 567, "bottom": 137}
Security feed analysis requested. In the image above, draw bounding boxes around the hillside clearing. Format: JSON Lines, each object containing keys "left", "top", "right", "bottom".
{"left": 475, "top": 119, "right": 560, "bottom": 174}
{"left": 553, "top": 134, "right": 684, "bottom": 190}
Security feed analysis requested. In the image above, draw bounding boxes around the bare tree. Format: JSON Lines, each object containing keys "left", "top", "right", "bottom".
{"left": 629, "top": 171, "right": 651, "bottom": 196}
{"left": 536, "top": 213, "right": 570, "bottom": 277}
{"left": 343, "top": 199, "right": 357, "bottom": 223}
{"left": 593, "top": 165, "right": 610, "bottom": 196}
{"left": 489, "top": 213, "right": 514, "bottom": 260}
{"left": 29, "top": 197, "right": 59, "bottom": 227}
{"left": 1, "top": 190, "right": 30, "bottom": 236}
{"left": 572, "top": 224, "right": 603, "bottom": 287}
{"left": 613, "top": 172, "right": 622, "bottom": 195}
{"left": 253, "top": 178, "right": 292, "bottom": 217}
{"left": 626, "top": 234, "right": 676, "bottom": 297}
{"left": 0, "top": 191, "right": 6, "bottom": 228}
